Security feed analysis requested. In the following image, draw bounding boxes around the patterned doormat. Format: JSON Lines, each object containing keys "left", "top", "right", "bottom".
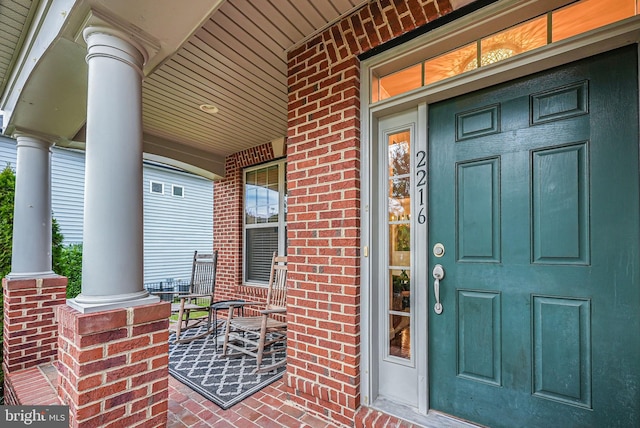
{"left": 168, "top": 326, "right": 286, "bottom": 410}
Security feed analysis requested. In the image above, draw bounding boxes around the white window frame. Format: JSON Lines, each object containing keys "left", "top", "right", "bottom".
{"left": 172, "top": 185, "right": 184, "bottom": 198}
{"left": 243, "top": 159, "right": 287, "bottom": 286}
{"left": 150, "top": 181, "right": 164, "bottom": 195}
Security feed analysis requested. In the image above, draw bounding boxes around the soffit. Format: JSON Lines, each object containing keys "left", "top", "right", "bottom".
{"left": 0, "top": 0, "right": 368, "bottom": 162}
{"left": 142, "top": 0, "right": 368, "bottom": 157}
{"left": 0, "top": 0, "right": 37, "bottom": 101}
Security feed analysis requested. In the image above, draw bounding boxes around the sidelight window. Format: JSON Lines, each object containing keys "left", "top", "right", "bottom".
{"left": 387, "top": 130, "right": 413, "bottom": 360}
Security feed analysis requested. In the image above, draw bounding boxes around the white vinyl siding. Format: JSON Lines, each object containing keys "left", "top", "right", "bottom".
{"left": 50, "top": 147, "right": 85, "bottom": 244}
{"left": 143, "top": 164, "right": 213, "bottom": 284}
{"left": 0, "top": 136, "right": 17, "bottom": 168}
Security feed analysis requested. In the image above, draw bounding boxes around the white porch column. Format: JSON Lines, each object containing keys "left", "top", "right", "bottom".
{"left": 9, "top": 134, "right": 55, "bottom": 277}
{"left": 68, "top": 26, "right": 158, "bottom": 312}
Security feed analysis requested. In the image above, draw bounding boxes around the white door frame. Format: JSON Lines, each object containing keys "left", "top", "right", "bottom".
{"left": 359, "top": 1, "right": 640, "bottom": 423}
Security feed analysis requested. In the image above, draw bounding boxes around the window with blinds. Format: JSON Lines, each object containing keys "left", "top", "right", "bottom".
{"left": 243, "top": 159, "right": 287, "bottom": 285}
{"left": 246, "top": 228, "right": 279, "bottom": 282}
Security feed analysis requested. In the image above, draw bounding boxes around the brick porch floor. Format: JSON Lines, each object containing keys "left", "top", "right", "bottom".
{"left": 6, "top": 364, "right": 340, "bottom": 427}
{"left": 167, "top": 375, "right": 338, "bottom": 427}
{"left": 7, "top": 363, "right": 474, "bottom": 427}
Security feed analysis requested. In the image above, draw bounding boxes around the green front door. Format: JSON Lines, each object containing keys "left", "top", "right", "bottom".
{"left": 428, "top": 46, "right": 640, "bottom": 427}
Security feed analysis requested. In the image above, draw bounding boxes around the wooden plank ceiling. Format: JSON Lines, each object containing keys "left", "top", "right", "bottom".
{"left": 0, "top": 0, "right": 367, "bottom": 159}
{"left": 142, "top": 0, "right": 367, "bottom": 157}
{"left": 0, "top": 0, "right": 36, "bottom": 99}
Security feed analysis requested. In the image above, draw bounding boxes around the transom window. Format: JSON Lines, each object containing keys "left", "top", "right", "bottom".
{"left": 243, "top": 159, "right": 287, "bottom": 285}
{"left": 372, "top": 0, "right": 637, "bottom": 102}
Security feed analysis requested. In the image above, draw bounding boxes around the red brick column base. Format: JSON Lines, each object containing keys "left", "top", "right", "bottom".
{"left": 3, "top": 275, "right": 67, "bottom": 398}
{"left": 56, "top": 302, "right": 170, "bottom": 428}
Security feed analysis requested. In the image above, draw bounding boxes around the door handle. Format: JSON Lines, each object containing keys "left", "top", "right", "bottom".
{"left": 432, "top": 264, "right": 444, "bottom": 314}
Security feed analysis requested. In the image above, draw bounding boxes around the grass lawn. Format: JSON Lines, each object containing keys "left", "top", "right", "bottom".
{"left": 170, "top": 310, "right": 208, "bottom": 322}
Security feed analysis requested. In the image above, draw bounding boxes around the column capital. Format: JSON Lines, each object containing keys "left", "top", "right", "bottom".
{"left": 13, "top": 133, "right": 53, "bottom": 152}
{"left": 74, "top": 8, "right": 161, "bottom": 77}
{"left": 12, "top": 129, "right": 57, "bottom": 145}
{"left": 83, "top": 26, "right": 147, "bottom": 77}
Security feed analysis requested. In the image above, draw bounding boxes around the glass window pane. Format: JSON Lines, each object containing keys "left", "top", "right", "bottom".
{"left": 389, "top": 178, "right": 411, "bottom": 199}
{"left": 245, "top": 186, "right": 258, "bottom": 224}
{"left": 481, "top": 16, "right": 547, "bottom": 67}
{"left": 255, "top": 169, "right": 266, "bottom": 186}
{"left": 389, "top": 314, "right": 411, "bottom": 359}
{"left": 424, "top": 42, "right": 477, "bottom": 86}
{"left": 389, "top": 268, "right": 411, "bottom": 311}
{"left": 388, "top": 129, "right": 411, "bottom": 221}
{"left": 379, "top": 64, "right": 422, "bottom": 101}
{"left": 371, "top": 74, "right": 380, "bottom": 103}
{"left": 390, "top": 268, "right": 411, "bottom": 360}
{"left": 267, "top": 165, "right": 278, "bottom": 183}
{"left": 390, "top": 224, "right": 411, "bottom": 267}
{"left": 150, "top": 182, "right": 163, "bottom": 194}
{"left": 553, "top": 0, "right": 635, "bottom": 43}
{"left": 246, "top": 170, "right": 257, "bottom": 185}
{"left": 388, "top": 134, "right": 411, "bottom": 176}
{"left": 283, "top": 164, "right": 288, "bottom": 215}
{"left": 246, "top": 227, "right": 278, "bottom": 283}
{"left": 246, "top": 165, "right": 281, "bottom": 224}
{"left": 389, "top": 178, "right": 411, "bottom": 221}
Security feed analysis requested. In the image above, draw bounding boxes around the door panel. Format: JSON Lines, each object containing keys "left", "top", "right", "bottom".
{"left": 457, "top": 157, "right": 500, "bottom": 262}
{"left": 532, "top": 143, "right": 589, "bottom": 264}
{"left": 428, "top": 46, "right": 640, "bottom": 427}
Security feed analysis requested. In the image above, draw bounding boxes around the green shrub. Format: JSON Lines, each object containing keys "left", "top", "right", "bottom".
{"left": 0, "top": 165, "right": 15, "bottom": 278}
{"left": 52, "top": 218, "right": 64, "bottom": 274}
{"left": 0, "top": 165, "right": 11, "bottom": 397}
{"left": 58, "top": 244, "right": 83, "bottom": 298}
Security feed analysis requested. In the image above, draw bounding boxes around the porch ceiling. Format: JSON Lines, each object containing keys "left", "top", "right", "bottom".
{"left": 0, "top": 0, "right": 368, "bottom": 178}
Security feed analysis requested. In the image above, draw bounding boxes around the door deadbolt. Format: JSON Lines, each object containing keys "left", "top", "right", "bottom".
{"left": 433, "top": 243, "right": 445, "bottom": 258}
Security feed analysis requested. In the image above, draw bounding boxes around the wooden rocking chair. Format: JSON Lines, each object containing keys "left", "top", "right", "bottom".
{"left": 222, "top": 252, "right": 287, "bottom": 373}
{"left": 174, "top": 250, "right": 217, "bottom": 342}
{"left": 153, "top": 250, "right": 219, "bottom": 343}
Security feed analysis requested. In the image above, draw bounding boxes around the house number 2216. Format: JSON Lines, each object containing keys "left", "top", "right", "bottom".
{"left": 416, "top": 150, "right": 426, "bottom": 224}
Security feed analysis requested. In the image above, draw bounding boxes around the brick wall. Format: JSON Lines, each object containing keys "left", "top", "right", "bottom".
{"left": 3, "top": 276, "right": 67, "bottom": 376}
{"left": 213, "top": 143, "right": 275, "bottom": 309}
{"left": 56, "top": 303, "right": 170, "bottom": 427}
{"left": 285, "top": 0, "right": 454, "bottom": 425}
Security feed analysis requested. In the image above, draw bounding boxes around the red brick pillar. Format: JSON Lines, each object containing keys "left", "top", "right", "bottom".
{"left": 56, "top": 302, "right": 170, "bottom": 427}
{"left": 3, "top": 276, "right": 67, "bottom": 379}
